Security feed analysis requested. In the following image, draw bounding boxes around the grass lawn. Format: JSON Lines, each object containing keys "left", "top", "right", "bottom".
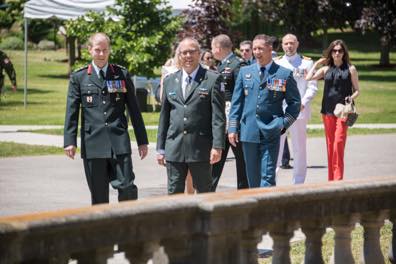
{"left": 0, "top": 141, "right": 64, "bottom": 157}
{"left": 0, "top": 30, "right": 395, "bottom": 126}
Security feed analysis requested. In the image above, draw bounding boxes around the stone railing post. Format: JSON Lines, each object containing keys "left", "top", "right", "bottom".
{"left": 270, "top": 223, "right": 295, "bottom": 264}
{"left": 72, "top": 246, "right": 114, "bottom": 264}
{"left": 330, "top": 215, "right": 355, "bottom": 264}
{"left": 123, "top": 241, "right": 160, "bottom": 264}
{"left": 389, "top": 212, "right": 396, "bottom": 264}
{"left": 360, "top": 211, "right": 386, "bottom": 264}
{"left": 239, "top": 229, "right": 263, "bottom": 264}
{"left": 162, "top": 237, "right": 192, "bottom": 264}
{"left": 301, "top": 220, "right": 326, "bottom": 264}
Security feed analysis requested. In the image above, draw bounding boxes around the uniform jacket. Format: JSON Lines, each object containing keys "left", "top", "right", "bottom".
{"left": 228, "top": 62, "right": 301, "bottom": 143}
{"left": 217, "top": 53, "right": 246, "bottom": 101}
{"left": 275, "top": 54, "right": 318, "bottom": 120}
{"left": 156, "top": 65, "right": 225, "bottom": 163}
{"left": 64, "top": 63, "right": 148, "bottom": 159}
{"left": 0, "top": 50, "right": 16, "bottom": 88}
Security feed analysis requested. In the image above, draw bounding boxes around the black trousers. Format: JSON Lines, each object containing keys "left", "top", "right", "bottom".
{"left": 83, "top": 153, "right": 138, "bottom": 205}
{"left": 282, "top": 136, "right": 291, "bottom": 166}
{"left": 166, "top": 161, "right": 212, "bottom": 194}
{"left": 211, "top": 137, "right": 248, "bottom": 191}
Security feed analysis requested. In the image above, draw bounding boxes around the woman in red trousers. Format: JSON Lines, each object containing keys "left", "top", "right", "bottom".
{"left": 305, "top": 39, "right": 360, "bottom": 181}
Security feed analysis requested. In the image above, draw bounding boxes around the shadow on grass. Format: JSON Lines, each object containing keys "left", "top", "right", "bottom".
{"left": 0, "top": 100, "right": 41, "bottom": 107}
{"left": 37, "top": 73, "right": 69, "bottom": 79}
{"left": 358, "top": 64, "right": 396, "bottom": 82}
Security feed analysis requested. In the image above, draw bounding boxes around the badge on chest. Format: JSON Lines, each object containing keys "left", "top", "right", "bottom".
{"left": 107, "top": 80, "right": 127, "bottom": 93}
{"left": 266, "top": 78, "right": 287, "bottom": 92}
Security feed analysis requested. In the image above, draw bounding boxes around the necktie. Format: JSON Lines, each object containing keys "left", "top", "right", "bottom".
{"left": 260, "top": 66, "right": 266, "bottom": 81}
{"left": 99, "top": 69, "right": 105, "bottom": 81}
{"left": 184, "top": 75, "right": 192, "bottom": 99}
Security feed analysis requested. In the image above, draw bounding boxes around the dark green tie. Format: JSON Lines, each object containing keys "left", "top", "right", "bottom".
{"left": 260, "top": 66, "right": 266, "bottom": 81}
{"left": 184, "top": 76, "right": 192, "bottom": 99}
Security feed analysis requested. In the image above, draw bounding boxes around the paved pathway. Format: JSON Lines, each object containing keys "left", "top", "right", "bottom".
{"left": 1, "top": 127, "right": 395, "bottom": 260}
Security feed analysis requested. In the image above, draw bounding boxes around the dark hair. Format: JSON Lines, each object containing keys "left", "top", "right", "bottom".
{"left": 239, "top": 40, "right": 252, "bottom": 47}
{"left": 323, "top": 39, "right": 350, "bottom": 66}
{"left": 270, "top": 36, "right": 280, "bottom": 51}
{"left": 253, "top": 34, "right": 274, "bottom": 47}
{"left": 200, "top": 49, "right": 212, "bottom": 60}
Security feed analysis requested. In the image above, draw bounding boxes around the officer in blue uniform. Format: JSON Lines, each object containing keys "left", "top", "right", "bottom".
{"left": 228, "top": 34, "right": 301, "bottom": 187}
{"left": 64, "top": 33, "right": 148, "bottom": 204}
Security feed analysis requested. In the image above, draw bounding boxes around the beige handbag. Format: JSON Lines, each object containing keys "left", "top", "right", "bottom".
{"left": 334, "top": 97, "right": 358, "bottom": 126}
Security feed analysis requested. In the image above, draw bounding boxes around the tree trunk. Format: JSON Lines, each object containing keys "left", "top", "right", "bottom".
{"left": 322, "top": 27, "right": 328, "bottom": 51}
{"left": 379, "top": 34, "right": 390, "bottom": 66}
{"left": 68, "top": 36, "right": 76, "bottom": 74}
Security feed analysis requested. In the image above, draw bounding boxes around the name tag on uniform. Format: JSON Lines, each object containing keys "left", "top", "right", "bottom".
{"left": 199, "top": 87, "right": 209, "bottom": 97}
{"left": 107, "top": 80, "right": 127, "bottom": 93}
{"left": 266, "top": 78, "right": 287, "bottom": 92}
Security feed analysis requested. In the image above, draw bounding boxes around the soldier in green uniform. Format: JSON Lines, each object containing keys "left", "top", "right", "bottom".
{"left": 0, "top": 50, "right": 17, "bottom": 98}
{"left": 156, "top": 37, "right": 225, "bottom": 194}
{"left": 64, "top": 33, "right": 149, "bottom": 205}
{"left": 211, "top": 34, "right": 248, "bottom": 191}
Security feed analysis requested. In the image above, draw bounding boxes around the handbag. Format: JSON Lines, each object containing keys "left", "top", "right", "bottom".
{"left": 333, "top": 97, "right": 359, "bottom": 127}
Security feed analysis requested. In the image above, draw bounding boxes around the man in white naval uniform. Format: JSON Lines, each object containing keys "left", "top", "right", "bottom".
{"left": 275, "top": 33, "right": 318, "bottom": 184}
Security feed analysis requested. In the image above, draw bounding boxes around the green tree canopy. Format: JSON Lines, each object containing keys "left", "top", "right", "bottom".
{"left": 66, "top": 0, "right": 182, "bottom": 77}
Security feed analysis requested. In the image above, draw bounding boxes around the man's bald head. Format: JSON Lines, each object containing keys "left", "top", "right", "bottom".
{"left": 281, "top": 33, "right": 299, "bottom": 56}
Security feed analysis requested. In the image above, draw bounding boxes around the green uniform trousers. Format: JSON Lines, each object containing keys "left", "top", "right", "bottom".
{"left": 166, "top": 161, "right": 212, "bottom": 194}
{"left": 83, "top": 153, "right": 137, "bottom": 205}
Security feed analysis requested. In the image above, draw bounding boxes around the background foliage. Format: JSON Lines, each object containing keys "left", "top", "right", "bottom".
{"left": 65, "top": 0, "right": 182, "bottom": 77}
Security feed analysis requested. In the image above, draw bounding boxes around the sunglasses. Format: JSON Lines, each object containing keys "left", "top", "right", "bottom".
{"left": 332, "top": 48, "right": 344, "bottom": 54}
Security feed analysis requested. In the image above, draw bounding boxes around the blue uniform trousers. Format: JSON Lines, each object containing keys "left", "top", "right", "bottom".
{"left": 242, "top": 135, "right": 280, "bottom": 188}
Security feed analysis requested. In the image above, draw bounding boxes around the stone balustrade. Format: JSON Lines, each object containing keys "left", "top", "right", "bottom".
{"left": 1, "top": 177, "right": 395, "bottom": 264}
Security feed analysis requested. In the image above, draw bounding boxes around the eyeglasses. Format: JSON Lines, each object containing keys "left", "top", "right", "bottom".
{"left": 179, "top": 49, "right": 199, "bottom": 56}
{"left": 332, "top": 48, "right": 344, "bottom": 54}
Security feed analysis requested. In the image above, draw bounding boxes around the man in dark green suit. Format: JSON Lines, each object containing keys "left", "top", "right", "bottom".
{"left": 156, "top": 37, "right": 225, "bottom": 194}
{"left": 64, "top": 33, "right": 148, "bottom": 205}
{"left": 211, "top": 34, "right": 248, "bottom": 191}
{"left": 0, "top": 50, "right": 17, "bottom": 98}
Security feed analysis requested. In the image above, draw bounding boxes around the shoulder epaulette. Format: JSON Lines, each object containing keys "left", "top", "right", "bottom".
{"left": 111, "top": 63, "right": 127, "bottom": 70}
{"left": 273, "top": 56, "right": 282, "bottom": 61}
{"left": 302, "top": 55, "right": 312, "bottom": 60}
{"left": 73, "top": 65, "right": 88, "bottom": 73}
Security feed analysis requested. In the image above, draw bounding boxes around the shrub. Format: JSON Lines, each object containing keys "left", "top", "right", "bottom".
{"left": 38, "top": 39, "right": 56, "bottom": 50}
{"left": 0, "top": 36, "right": 24, "bottom": 50}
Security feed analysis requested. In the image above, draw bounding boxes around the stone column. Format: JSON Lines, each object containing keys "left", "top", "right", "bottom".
{"left": 270, "top": 224, "right": 294, "bottom": 264}
{"left": 301, "top": 221, "right": 326, "bottom": 264}
{"left": 72, "top": 246, "right": 114, "bottom": 264}
{"left": 388, "top": 212, "right": 396, "bottom": 264}
{"left": 162, "top": 237, "right": 192, "bottom": 264}
{"left": 239, "top": 229, "right": 263, "bottom": 264}
{"left": 360, "top": 212, "right": 385, "bottom": 264}
{"left": 123, "top": 241, "right": 160, "bottom": 264}
{"left": 330, "top": 215, "right": 355, "bottom": 264}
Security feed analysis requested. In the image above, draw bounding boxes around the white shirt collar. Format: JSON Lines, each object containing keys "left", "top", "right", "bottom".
{"left": 182, "top": 65, "right": 200, "bottom": 83}
{"left": 92, "top": 61, "right": 109, "bottom": 77}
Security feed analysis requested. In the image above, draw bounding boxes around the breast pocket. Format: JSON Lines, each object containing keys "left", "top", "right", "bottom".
{"left": 110, "top": 92, "right": 125, "bottom": 105}
{"left": 81, "top": 88, "right": 99, "bottom": 108}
